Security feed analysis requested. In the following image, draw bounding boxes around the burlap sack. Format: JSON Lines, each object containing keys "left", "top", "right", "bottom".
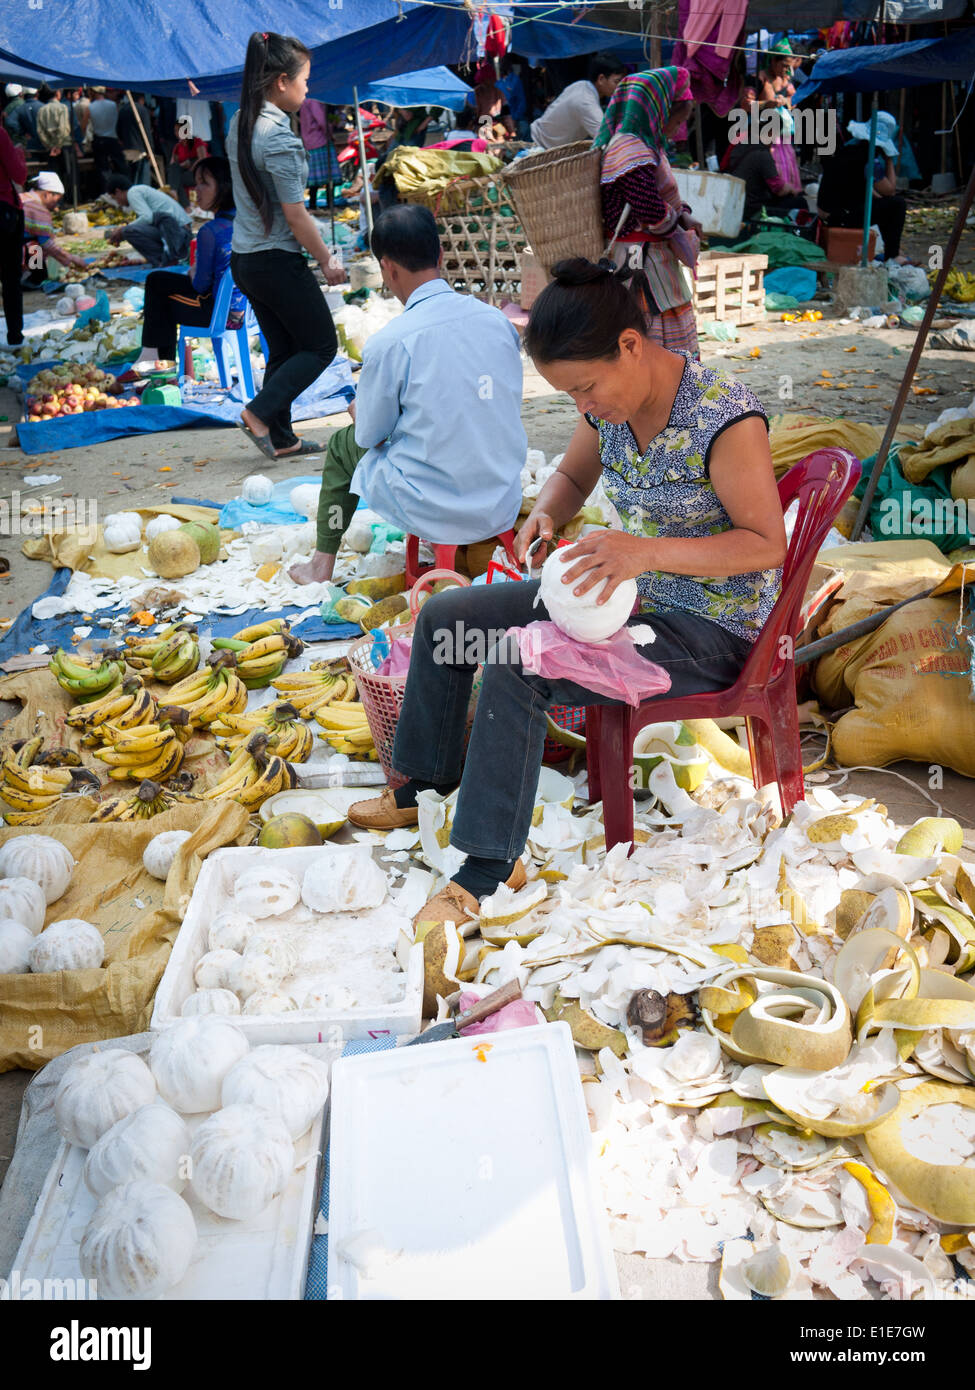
{"left": 20, "top": 504, "right": 225, "bottom": 578}
{"left": 0, "top": 800, "right": 252, "bottom": 1072}
{"left": 813, "top": 594, "right": 975, "bottom": 777}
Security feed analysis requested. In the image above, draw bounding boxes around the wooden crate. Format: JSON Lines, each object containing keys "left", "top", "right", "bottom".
{"left": 693, "top": 251, "right": 768, "bottom": 325}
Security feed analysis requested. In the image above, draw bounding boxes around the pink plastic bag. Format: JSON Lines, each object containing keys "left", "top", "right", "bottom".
{"left": 456, "top": 992, "right": 542, "bottom": 1035}
{"left": 514, "top": 621, "right": 671, "bottom": 706}
{"left": 375, "top": 635, "right": 413, "bottom": 677}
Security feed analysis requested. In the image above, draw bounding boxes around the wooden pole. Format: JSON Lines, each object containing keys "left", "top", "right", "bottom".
{"left": 125, "top": 91, "right": 164, "bottom": 189}
{"left": 940, "top": 82, "right": 947, "bottom": 179}
{"left": 650, "top": 0, "right": 662, "bottom": 68}
{"left": 850, "top": 158, "right": 975, "bottom": 540}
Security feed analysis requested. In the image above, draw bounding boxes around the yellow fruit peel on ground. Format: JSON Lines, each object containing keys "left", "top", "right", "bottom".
{"left": 864, "top": 1081, "right": 975, "bottom": 1225}
{"left": 843, "top": 1161, "right": 896, "bottom": 1243}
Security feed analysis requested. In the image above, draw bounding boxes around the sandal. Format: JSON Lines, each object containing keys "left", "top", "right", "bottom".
{"left": 274, "top": 438, "right": 325, "bottom": 457}
{"left": 237, "top": 419, "right": 277, "bottom": 461}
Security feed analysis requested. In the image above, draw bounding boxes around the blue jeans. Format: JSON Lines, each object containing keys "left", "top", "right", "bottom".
{"left": 391, "top": 580, "right": 752, "bottom": 861}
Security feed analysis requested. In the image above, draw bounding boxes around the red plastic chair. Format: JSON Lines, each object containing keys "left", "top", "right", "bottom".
{"left": 586, "top": 448, "right": 861, "bottom": 851}
{"left": 405, "top": 529, "right": 519, "bottom": 587}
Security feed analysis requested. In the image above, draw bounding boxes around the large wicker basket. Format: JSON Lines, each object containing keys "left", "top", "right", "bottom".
{"left": 501, "top": 142, "right": 604, "bottom": 272}
{"left": 403, "top": 172, "right": 527, "bottom": 304}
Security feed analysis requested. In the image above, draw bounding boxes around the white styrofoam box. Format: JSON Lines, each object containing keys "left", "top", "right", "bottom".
{"left": 13, "top": 1042, "right": 329, "bottom": 1301}
{"left": 672, "top": 168, "right": 746, "bottom": 237}
{"left": 151, "top": 845, "right": 423, "bottom": 1044}
{"left": 327, "top": 1023, "right": 619, "bottom": 1300}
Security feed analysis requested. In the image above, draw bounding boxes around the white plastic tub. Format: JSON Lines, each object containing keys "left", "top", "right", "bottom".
{"left": 673, "top": 169, "right": 746, "bottom": 237}
{"left": 12, "top": 1041, "right": 328, "bottom": 1300}
{"left": 327, "top": 1022, "right": 619, "bottom": 1300}
{"left": 151, "top": 845, "right": 424, "bottom": 1044}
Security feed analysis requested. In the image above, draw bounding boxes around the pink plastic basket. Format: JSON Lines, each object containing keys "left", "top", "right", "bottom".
{"left": 347, "top": 620, "right": 416, "bottom": 786}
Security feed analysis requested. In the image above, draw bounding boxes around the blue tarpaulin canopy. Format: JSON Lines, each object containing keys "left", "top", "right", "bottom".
{"left": 0, "top": 2, "right": 653, "bottom": 100}
{"left": 328, "top": 66, "right": 472, "bottom": 111}
{"left": 0, "top": 2, "right": 475, "bottom": 99}
{"left": 797, "top": 26, "right": 975, "bottom": 100}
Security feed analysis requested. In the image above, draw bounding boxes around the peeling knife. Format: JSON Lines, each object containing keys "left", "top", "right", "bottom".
{"left": 404, "top": 979, "right": 522, "bottom": 1047}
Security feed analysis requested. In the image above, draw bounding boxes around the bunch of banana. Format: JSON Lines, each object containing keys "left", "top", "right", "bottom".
{"left": 66, "top": 674, "right": 158, "bottom": 743}
{"left": 203, "top": 731, "right": 297, "bottom": 809}
{"left": 90, "top": 778, "right": 181, "bottom": 823}
{"left": 1, "top": 734, "right": 100, "bottom": 823}
{"left": 210, "top": 700, "right": 314, "bottom": 762}
{"left": 270, "top": 668, "right": 359, "bottom": 718}
{"left": 165, "top": 653, "right": 248, "bottom": 728}
{"left": 49, "top": 648, "right": 126, "bottom": 703}
{"left": 149, "top": 626, "right": 200, "bottom": 684}
{"left": 212, "top": 618, "right": 305, "bottom": 690}
{"left": 938, "top": 268, "right": 975, "bottom": 303}
{"left": 93, "top": 710, "right": 187, "bottom": 783}
{"left": 125, "top": 622, "right": 193, "bottom": 672}
{"left": 315, "top": 698, "right": 377, "bottom": 759}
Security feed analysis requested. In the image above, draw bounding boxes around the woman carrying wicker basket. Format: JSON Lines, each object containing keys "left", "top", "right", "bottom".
{"left": 594, "top": 67, "right": 702, "bottom": 357}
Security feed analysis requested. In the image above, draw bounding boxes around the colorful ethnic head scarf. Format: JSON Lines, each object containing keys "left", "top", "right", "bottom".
{"left": 593, "top": 67, "right": 692, "bottom": 155}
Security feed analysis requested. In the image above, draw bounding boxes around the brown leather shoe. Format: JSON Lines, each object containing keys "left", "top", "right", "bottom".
{"left": 412, "top": 858, "right": 528, "bottom": 933}
{"left": 347, "top": 787, "right": 419, "bottom": 830}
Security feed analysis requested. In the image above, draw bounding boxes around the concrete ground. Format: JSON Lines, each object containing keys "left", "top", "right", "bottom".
{"left": 1, "top": 212, "right": 974, "bottom": 1294}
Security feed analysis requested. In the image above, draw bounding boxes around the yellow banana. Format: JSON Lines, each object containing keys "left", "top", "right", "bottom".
{"left": 232, "top": 617, "right": 288, "bottom": 643}
{"left": 3, "top": 807, "right": 54, "bottom": 825}
{"left": 234, "top": 755, "right": 286, "bottom": 808}
{"left": 3, "top": 760, "right": 73, "bottom": 794}
{"left": 106, "top": 737, "right": 183, "bottom": 782}
{"left": 103, "top": 724, "right": 179, "bottom": 756}
{"left": 2, "top": 785, "right": 63, "bottom": 811}
{"left": 204, "top": 754, "right": 258, "bottom": 798}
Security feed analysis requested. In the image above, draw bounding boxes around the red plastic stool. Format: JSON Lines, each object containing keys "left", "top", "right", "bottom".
{"left": 404, "top": 529, "right": 519, "bottom": 587}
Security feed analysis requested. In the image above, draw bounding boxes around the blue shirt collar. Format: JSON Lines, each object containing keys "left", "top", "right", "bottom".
{"left": 404, "top": 278, "right": 452, "bottom": 311}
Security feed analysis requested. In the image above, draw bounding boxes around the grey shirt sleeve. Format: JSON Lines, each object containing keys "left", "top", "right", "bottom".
{"left": 263, "top": 130, "right": 307, "bottom": 205}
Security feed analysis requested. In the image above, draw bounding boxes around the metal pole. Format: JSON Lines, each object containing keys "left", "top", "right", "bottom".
{"left": 353, "top": 88, "right": 374, "bottom": 243}
{"left": 860, "top": 94, "right": 878, "bottom": 267}
{"left": 850, "top": 157, "right": 975, "bottom": 540}
{"left": 125, "top": 91, "right": 164, "bottom": 189}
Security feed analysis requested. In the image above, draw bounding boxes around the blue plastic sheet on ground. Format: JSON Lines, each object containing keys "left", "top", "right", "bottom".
{"left": 0, "top": 567, "right": 361, "bottom": 662}
{"left": 764, "top": 266, "right": 817, "bottom": 301}
{"left": 16, "top": 357, "right": 356, "bottom": 454}
{"left": 304, "top": 1035, "right": 396, "bottom": 1300}
{"left": 97, "top": 263, "right": 190, "bottom": 283}
{"left": 219, "top": 474, "right": 324, "bottom": 529}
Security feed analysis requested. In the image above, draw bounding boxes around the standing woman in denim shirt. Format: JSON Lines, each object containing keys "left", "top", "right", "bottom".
{"left": 228, "top": 32, "right": 345, "bottom": 460}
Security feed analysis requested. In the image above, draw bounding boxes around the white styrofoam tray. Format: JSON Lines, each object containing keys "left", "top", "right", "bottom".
{"left": 327, "top": 1022, "right": 619, "bottom": 1300}
{"left": 150, "top": 845, "right": 423, "bottom": 1044}
{"left": 12, "top": 1044, "right": 328, "bottom": 1301}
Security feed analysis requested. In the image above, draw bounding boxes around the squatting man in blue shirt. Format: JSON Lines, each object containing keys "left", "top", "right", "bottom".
{"left": 289, "top": 204, "right": 526, "bottom": 586}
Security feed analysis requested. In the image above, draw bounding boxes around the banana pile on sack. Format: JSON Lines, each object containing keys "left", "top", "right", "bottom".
{"left": 90, "top": 705, "right": 192, "bottom": 783}
{"left": 939, "top": 268, "right": 975, "bottom": 303}
{"left": 66, "top": 675, "right": 159, "bottom": 747}
{"left": 163, "top": 651, "right": 249, "bottom": 729}
{"left": 49, "top": 648, "right": 127, "bottom": 702}
{"left": 90, "top": 776, "right": 195, "bottom": 823}
{"left": 124, "top": 622, "right": 201, "bottom": 684}
{"left": 203, "top": 729, "right": 299, "bottom": 810}
{"left": 0, "top": 734, "right": 100, "bottom": 824}
{"left": 272, "top": 665, "right": 377, "bottom": 759}
{"left": 210, "top": 700, "right": 314, "bottom": 763}
{"left": 210, "top": 618, "right": 305, "bottom": 689}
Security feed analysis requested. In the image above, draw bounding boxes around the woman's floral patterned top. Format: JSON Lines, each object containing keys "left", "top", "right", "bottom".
{"left": 587, "top": 353, "right": 781, "bottom": 643}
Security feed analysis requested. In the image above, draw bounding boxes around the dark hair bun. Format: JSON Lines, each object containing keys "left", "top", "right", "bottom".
{"left": 550, "top": 257, "right": 617, "bottom": 288}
